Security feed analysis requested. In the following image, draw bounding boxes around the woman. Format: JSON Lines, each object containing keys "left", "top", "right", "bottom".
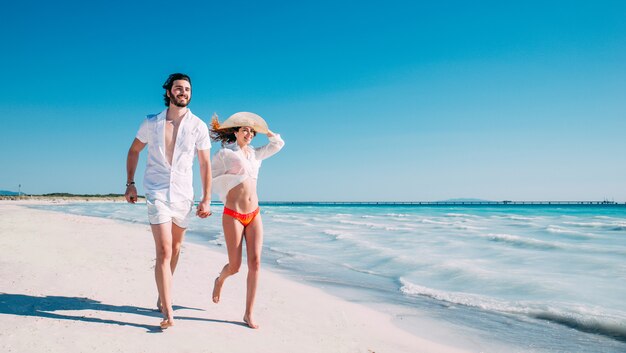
{"left": 209, "top": 112, "right": 285, "bottom": 329}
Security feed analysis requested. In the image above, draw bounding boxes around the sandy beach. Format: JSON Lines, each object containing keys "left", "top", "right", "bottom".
{"left": 0, "top": 202, "right": 470, "bottom": 353}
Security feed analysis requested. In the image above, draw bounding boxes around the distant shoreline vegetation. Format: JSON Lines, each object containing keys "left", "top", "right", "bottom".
{"left": 43, "top": 193, "right": 129, "bottom": 197}
{"left": 0, "top": 193, "right": 144, "bottom": 201}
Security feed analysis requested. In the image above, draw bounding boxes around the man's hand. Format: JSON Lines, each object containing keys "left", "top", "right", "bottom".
{"left": 196, "top": 199, "right": 212, "bottom": 218}
{"left": 125, "top": 185, "right": 138, "bottom": 204}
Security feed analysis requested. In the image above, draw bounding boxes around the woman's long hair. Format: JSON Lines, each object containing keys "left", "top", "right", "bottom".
{"left": 209, "top": 115, "right": 238, "bottom": 146}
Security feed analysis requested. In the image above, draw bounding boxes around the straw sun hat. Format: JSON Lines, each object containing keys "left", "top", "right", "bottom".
{"left": 218, "top": 112, "right": 269, "bottom": 134}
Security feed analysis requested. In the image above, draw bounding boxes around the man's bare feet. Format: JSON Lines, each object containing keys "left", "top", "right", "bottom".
{"left": 243, "top": 314, "right": 259, "bottom": 329}
{"left": 212, "top": 277, "right": 222, "bottom": 303}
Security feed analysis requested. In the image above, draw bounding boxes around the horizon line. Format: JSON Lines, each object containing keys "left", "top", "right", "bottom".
{"left": 2, "top": 194, "right": 624, "bottom": 205}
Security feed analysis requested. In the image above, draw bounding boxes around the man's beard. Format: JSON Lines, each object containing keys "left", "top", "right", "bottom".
{"left": 171, "top": 94, "right": 190, "bottom": 107}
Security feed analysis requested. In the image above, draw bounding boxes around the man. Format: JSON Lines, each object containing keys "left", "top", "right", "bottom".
{"left": 124, "top": 73, "right": 212, "bottom": 329}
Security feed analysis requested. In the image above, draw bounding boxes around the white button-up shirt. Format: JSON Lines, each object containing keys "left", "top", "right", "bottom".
{"left": 136, "top": 109, "right": 211, "bottom": 202}
{"left": 211, "top": 135, "right": 284, "bottom": 202}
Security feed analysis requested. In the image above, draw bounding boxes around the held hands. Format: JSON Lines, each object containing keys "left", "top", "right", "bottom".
{"left": 267, "top": 129, "right": 275, "bottom": 137}
{"left": 125, "top": 185, "right": 138, "bottom": 204}
{"left": 196, "top": 199, "right": 212, "bottom": 218}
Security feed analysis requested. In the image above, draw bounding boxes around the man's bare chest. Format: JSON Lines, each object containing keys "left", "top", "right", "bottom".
{"left": 164, "top": 121, "right": 179, "bottom": 164}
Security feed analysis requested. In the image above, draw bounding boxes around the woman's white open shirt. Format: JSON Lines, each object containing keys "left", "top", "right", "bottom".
{"left": 211, "top": 134, "right": 284, "bottom": 203}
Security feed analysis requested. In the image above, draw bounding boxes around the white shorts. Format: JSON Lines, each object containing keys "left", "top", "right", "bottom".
{"left": 146, "top": 198, "right": 194, "bottom": 228}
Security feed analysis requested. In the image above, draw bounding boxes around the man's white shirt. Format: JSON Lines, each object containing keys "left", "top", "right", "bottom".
{"left": 136, "top": 109, "right": 211, "bottom": 202}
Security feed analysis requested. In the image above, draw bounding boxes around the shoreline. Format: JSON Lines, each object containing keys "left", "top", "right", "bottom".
{"left": 0, "top": 202, "right": 472, "bottom": 353}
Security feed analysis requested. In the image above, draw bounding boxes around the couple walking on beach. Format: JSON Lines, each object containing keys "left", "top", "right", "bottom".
{"left": 124, "top": 73, "right": 284, "bottom": 330}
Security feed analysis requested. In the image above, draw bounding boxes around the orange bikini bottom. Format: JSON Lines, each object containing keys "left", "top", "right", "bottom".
{"left": 223, "top": 206, "right": 260, "bottom": 227}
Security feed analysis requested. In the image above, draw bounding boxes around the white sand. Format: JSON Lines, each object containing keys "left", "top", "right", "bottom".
{"left": 0, "top": 203, "right": 471, "bottom": 353}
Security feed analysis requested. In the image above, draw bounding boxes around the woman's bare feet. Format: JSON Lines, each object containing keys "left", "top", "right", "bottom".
{"left": 212, "top": 277, "right": 223, "bottom": 303}
{"left": 243, "top": 314, "right": 259, "bottom": 329}
{"left": 159, "top": 318, "right": 175, "bottom": 330}
{"left": 160, "top": 307, "right": 175, "bottom": 330}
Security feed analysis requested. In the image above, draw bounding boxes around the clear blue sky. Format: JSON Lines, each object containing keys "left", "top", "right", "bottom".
{"left": 1, "top": 1, "right": 625, "bottom": 201}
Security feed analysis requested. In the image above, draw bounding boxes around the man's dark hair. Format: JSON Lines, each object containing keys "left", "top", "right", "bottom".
{"left": 162, "top": 73, "right": 192, "bottom": 106}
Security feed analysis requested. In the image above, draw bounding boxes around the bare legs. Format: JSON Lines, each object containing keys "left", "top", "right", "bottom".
{"left": 212, "top": 217, "right": 244, "bottom": 303}
{"left": 156, "top": 223, "right": 186, "bottom": 312}
{"left": 212, "top": 214, "right": 264, "bottom": 329}
{"left": 243, "top": 217, "right": 263, "bottom": 329}
{"left": 152, "top": 222, "right": 186, "bottom": 328}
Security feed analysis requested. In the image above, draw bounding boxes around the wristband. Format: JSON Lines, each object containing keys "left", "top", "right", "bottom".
{"left": 126, "top": 181, "right": 135, "bottom": 187}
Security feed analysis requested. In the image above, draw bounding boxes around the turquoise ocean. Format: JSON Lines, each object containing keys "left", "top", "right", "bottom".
{"left": 31, "top": 203, "right": 626, "bottom": 352}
